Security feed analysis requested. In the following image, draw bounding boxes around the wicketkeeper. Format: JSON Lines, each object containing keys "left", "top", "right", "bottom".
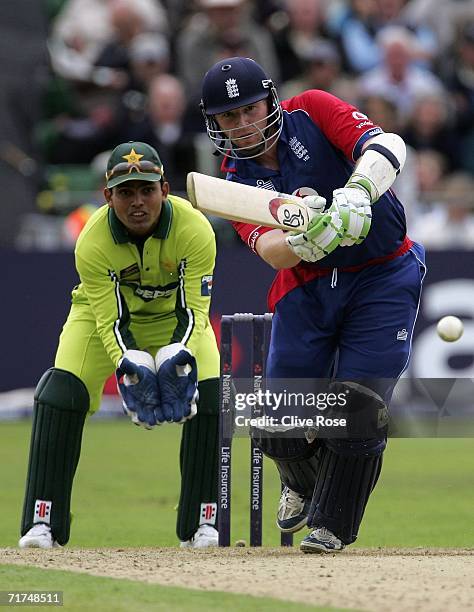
{"left": 19, "top": 141, "right": 220, "bottom": 549}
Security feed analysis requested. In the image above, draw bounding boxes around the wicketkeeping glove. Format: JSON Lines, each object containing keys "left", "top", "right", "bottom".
{"left": 116, "top": 350, "right": 161, "bottom": 429}
{"left": 155, "top": 343, "right": 198, "bottom": 424}
{"left": 330, "top": 187, "right": 372, "bottom": 246}
{"left": 286, "top": 195, "right": 344, "bottom": 262}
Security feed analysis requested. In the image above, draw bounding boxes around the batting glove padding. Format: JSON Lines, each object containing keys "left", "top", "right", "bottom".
{"left": 155, "top": 343, "right": 198, "bottom": 424}
{"left": 302, "top": 194, "right": 327, "bottom": 217}
{"left": 286, "top": 207, "right": 344, "bottom": 262}
{"left": 331, "top": 188, "right": 372, "bottom": 246}
{"left": 116, "top": 350, "right": 160, "bottom": 429}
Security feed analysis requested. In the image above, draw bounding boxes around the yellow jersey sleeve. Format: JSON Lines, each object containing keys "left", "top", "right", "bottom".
{"left": 170, "top": 201, "right": 216, "bottom": 356}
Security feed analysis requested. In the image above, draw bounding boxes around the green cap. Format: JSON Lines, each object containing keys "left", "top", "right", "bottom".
{"left": 105, "top": 141, "right": 164, "bottom": 188}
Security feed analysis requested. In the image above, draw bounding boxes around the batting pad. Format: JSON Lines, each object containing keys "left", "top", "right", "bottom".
{"left": 307, "top": 439, "right": 384, "bottom": 544}
{"left": 251, "top": 429, "right": 321, "bottom": 497}
{"left": 176, "top": 378, "right": 219, "bottom": 542}
{"left": 274, "top": 452, "right": 321, "bottom": 499}
{"left": 21, "top": 368, "right": 89, "bottom": 545}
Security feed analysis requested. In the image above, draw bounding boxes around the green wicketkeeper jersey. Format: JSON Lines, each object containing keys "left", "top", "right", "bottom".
{"left": 72, "top": 195, "right": 216, "bottom": 367}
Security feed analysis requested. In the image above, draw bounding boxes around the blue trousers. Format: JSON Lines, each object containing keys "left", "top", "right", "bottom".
{"left": 267, "top": 243, "right": 426, "bottom": 403}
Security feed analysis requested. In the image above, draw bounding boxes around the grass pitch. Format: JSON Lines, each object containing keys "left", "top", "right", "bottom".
{"left": 1, "top": 420, "right": 473, "bottom": 611}
{"left": 1, "top": 420, "right": 473, "bottom": 549}
{"left": 1, "top": 565, "right": 339, "bottom": 612}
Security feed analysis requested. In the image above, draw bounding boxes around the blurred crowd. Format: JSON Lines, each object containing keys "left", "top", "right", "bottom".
{"left": 34, "top": 0, "right": 474, "bottom": 248}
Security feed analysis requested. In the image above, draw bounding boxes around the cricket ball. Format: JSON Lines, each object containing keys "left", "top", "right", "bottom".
{"left": 437, "top": 316, "right": 464, "bottom": 342}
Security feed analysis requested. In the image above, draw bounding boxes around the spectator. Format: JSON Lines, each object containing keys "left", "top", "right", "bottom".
{"left": 444, "top": 22, "right": 474, "bottom": 174}
{"left": 330, "top": 0, "right": 382, "bottom": 75}
{"left": 415, "top": 149, "right": 448, "bottom": 208}
{"left": 119, "top": 74, "right": 197, "bottom": 192}
{"left": 128, "top": 33, "right": 170, "bottom": 92}
{"left": 280, "top": 40, "right": 355, "bottom": 102}
{"left": 411, "top": 172, "right": 474, "bottom": 248}
{"left": 45, "top": 101, "right": 117, "bottom": 164}
{"left": 270, "top": 0, "right": 332, "bottom": 84}
{"left": 403, "top": 0, "right": 474, "bottom": 54}
{"left": 359, "top": 25, "right": 444, "bottom": 117}
{"left": 49, "top": 0, "right": 167, "bottom": 83}
{"left": 375, "top": 0, "right": 438, "bottom": 67}
{"left": 402, "top": 94, "right": 460, "bottom": 171}
{"left": 93, "top": 1, "right": 148, "bottom": 74}
{"left": 176, "top": 0, "right": 279, "bottom": 105}
{"left": 360, "top": 93, "right": 419, "bottom": 226}
{"left": 106, "top": 33, "right": 172, "bottom": 147}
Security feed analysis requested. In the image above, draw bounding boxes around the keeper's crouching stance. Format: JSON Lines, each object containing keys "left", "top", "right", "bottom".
{"left": 19, "top": 141, "right": 220, "bottom": 549}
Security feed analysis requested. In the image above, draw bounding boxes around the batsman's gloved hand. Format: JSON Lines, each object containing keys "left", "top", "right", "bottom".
{"left": 331, "top": 187, "right": 372, "bottom": 246}
{"left": 116, "top": 350, "right": 160, "bottom": 429}
{"left": 155, "top": 343, "right": 198, "bottom": 424}
{"left": 286, "top": 195, "right": 344, "bottom": 262}
{"left": 301, "top": 194, "right": 327, "bottom": 217}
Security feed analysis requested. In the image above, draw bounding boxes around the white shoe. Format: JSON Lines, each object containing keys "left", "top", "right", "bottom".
{"left": 300, "top": 526, "right": 345, "bottom": 553}
{"left": 180, "top": 524, "right": 218, "bottom": 549}
{"left": 19, "top": 524, "right": 60, "bottom": 549}
{"left": 276, "top": 486, "right": 311, "bottom": 533}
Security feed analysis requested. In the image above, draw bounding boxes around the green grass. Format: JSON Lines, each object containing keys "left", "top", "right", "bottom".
{"left": 0, "top": 565, "right": 335, "bottom": 611}
{"left": 1, "top": 421, "right": 474, "bottom": 548}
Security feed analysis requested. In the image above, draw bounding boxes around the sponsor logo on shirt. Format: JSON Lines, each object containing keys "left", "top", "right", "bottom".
{"left": 356, "top": 120, "right": 375, "bottom": 129}
{"left": 120, "top": 263, "right": 140, "bottom": 280}
{"left": 351, "top": 111, "right": 376, "bottom": 130}
{"left": 121, "top": 281, "right": 179, "bottom": 301}
{"left": 352, "top": 111, "right": 368, "bottom": 121}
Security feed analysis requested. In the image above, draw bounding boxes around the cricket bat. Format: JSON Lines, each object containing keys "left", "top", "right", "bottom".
{"left": 186, "top": 172, "right": 313, "bottom": 231}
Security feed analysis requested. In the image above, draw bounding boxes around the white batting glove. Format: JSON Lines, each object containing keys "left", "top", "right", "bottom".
{"left": 331, "top": 188, "right": 372, "bottom": 246}
{"left": 302, "top": 194, "right": 327, "bottom": 217}
{"left": 286, "top": 206, "right": 344, "bottom": 262}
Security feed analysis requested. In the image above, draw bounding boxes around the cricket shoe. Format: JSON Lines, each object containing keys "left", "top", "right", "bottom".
{"left": 180, "top": 525, "right": 218, "bottom": 549}
{"left": 19, "top": 524, "right": 60, "bottom": 549}
{"left": 300, "top": 527, "right": 345, "bottom": 553}
{"left": 276, "top": 486, "right": 311, "bottom": 533}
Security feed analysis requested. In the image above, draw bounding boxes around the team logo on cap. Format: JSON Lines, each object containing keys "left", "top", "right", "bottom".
{"left": 122, "top": 148, "right": 144, "bottom": 164}
{"left": 225, "top": 78, "right": 239, "bottom": 98}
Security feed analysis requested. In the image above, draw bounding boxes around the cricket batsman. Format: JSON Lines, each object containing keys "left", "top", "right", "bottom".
{"left": 200, "top": 57, "right": 426, "bottom": 553}
{"left": 19, "top": 142, "right": 220, "bottom": 549}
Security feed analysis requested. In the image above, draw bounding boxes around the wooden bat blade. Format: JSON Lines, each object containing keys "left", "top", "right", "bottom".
{"left": 186, "top": 172, "right": 312, "bottom": 231}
